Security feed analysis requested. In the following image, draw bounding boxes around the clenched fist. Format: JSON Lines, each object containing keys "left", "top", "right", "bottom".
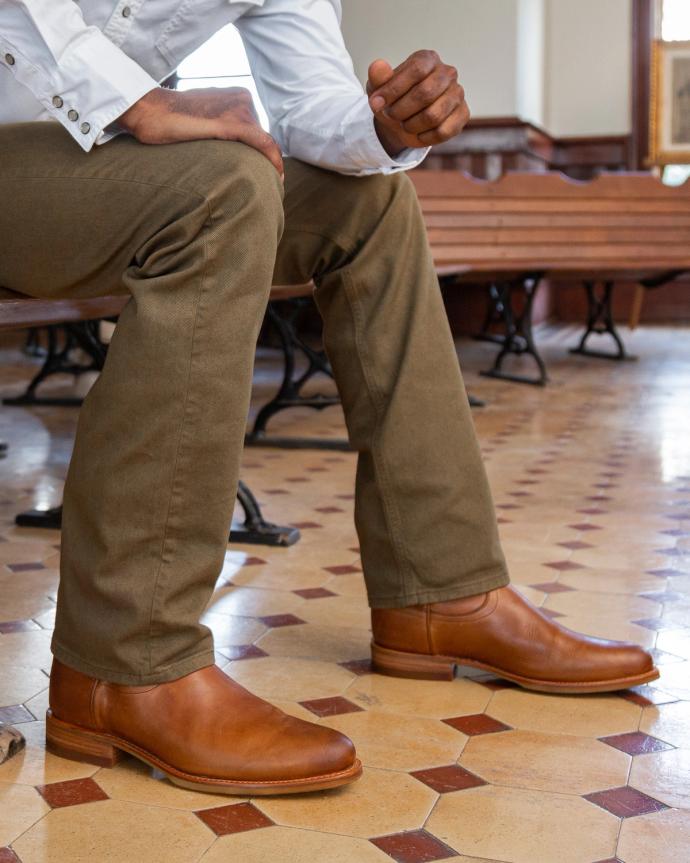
{"left": 367, "top": 51, "right": 470, "bottom": 157}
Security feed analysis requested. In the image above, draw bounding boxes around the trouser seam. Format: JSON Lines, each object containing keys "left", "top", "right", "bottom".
{"left": 145, "top": 199, "right": 213, "bottom": 675}
{"left": 341, "top": 268, "right": 419, "bottom": 598}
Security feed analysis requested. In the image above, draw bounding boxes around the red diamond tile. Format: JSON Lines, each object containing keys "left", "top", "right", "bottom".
{"left": 293, "top": 587, "right": 337, "bottom": 599}
{"left": 286, "top": 477, "right": 309, "bottom": 483}
{"left": 315, "top": 506, "right": 345, "bottom": 514}
{"left": 591, "top": 858, "right": 623, "bottom": 863}
{"left": 339, "top": 658, "right": 373, "bottom": 675}
{"left": 263, "top": 488, "right": 288, "bottom": 495}
{"left": 336, "top": 494, "right": 355, "bottom": 500}
{"left": 599, "top": 732, "right": 674, "bottom": 755}
{"left": 6, "top": 562, "right": 45, "bottom": 573}
{"left": 0, "top": 704, "right": 34, "bottom": 724}
{"left": 0, "top": 849, "right": 20, "bottom": 863}
{"left": 290, "top": 521, "right": 323, "bottom": 529}
{"left": 219, "top": 644, "right": 268, "bottom": 661}
{"left": 639, "top": 590, "right": 687, "bottom": 603}
{"left": 619, "top": 686, "right": 679, "bottom": 707}
{"left": 530, "top": 581, "right": 576, "bottom": 593}
{"left": 324, "top": 457, "right": 345, "bottom": 463}
{"left": 411, "top": 764, "right": 487, "bottom": 794}
{"left": 443, "top": 714, "right": 512, "bottom": 736}
{"left": 307, "top": 466, "right": 328, "bottom": 473}
{"left": 586, "top": 495, "right": 612, "bottom": 502}
{"left": 323, "top": 564, "right": 362, "bottom": 575}
{"left": 0, "top": 619, "right": 40, "bottom": 633}
{"left": 496, "top": 504, "right": 522, "bottom": 510}
{"left": 195, "top": 802, "right": 273, "bottom": 836}
{"left": 577, "top": 508, "right": 608, "bottom": 515}
{"left": 655, "top": 547, "right": 690, "bottom": 557}
{"left": 558, "top": 541, "right": 594, "bottom": 551}
{"left": 541, "top": 608, "right": 566, "bottom": 620}
{"left": 645, "top": 568, "right": 686, "bottom": 578}
{"left": 299, "top": 696, "right": 364, "bottom": 717}
{"left": 37, "top": 778, "right": 109, "bottom": 809}
{"left": 631, "top": 618, "right": 673, "bottom": 632}
{"left": 584, "top": 786, "right": 668, "bottom": 818}
{"left": 242, "top": 556, "right": 267, "bottom": 567}
{"left": 258, "top": 614, "right": 306, "bottom": 628}
{"left": 568, "top": 523, "right": 602, "bottom": 531}
{"left": 370, "top": 829, "right": 457, "bottom": 863}
{"left": 543, "top": 561, "right": 585, "bottom": 572}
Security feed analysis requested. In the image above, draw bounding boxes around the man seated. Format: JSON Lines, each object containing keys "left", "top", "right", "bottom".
{"left": 0, "top": 0, "right": 657, "bottom": 796}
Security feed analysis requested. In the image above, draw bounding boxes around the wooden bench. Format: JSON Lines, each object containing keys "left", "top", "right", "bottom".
{"left": 410, "top": 170, "right": 690, "bottom": 384}
{"left": 0, "top": 285, "right": 318, "bottom": 544}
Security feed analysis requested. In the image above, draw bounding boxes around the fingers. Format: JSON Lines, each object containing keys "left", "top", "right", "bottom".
{"left": 401, "top": 82, "right": 465, "bottom": 136}
{"left": 417, "top": 101, "right": 471, "bottom": 146}
{"left": 224, "top": 122, "right": 284, "bottom": 178}
{"left": 368, "top": 50, "right": 440, "bottom": 112}
{"left": 367, "top": 58, "right": 395, "bottom": 97}
{"left": 385, "top": 68, "right": 459, "bottom": 125}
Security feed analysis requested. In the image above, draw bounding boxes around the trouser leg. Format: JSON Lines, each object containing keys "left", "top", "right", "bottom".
{"left": 275, "top": 160, "right": 509, "bottom": 608}
{"left": 0, "top": 124, "right": 283, "bottom": 683}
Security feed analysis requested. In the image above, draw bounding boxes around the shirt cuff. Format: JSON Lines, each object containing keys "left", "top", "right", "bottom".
{"left": 350, "top": 109, "right": 430, "bottom": 176}
{"left": 2, "top": 28, "right": 158, "bottom": 152}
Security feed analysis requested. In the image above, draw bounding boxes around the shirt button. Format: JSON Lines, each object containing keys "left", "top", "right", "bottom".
{"left": 52, "top": 96, "right": 64, "bottom": 109}
{"left": 4, "top": 54, "right": 15, "bottom": 66}
{"left": 122, "top": 5, "right": 131, "bottom": 16}
{"left": 80, "top": 122, "right": 91, "bottom": 135}
{"left": 68, "top": 109, "right": 79, "bottom": 122}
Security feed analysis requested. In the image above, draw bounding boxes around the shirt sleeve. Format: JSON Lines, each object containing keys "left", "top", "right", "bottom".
{"left": 0, "top": 0, "right": 158, "bottom": 152}
{"left": 235, "top": 0, "right": 430, "bottom": 176}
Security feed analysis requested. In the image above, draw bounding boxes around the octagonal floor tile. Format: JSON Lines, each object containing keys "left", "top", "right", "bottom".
{"left": 427, "top": 785, "right": 619, "bottom": 863}
{"left": 199, "top": 825, "right": 390, "bottom": 863}
{"left": 487, "top": 689, "right": 642, "bottom": 737}
{"left": 225, "top": 656, "right": 355, "bottom": 701}
{"left": 256, "top": 622, "right": 370, "bottom": 664}
{"left": 0, "top": 722, "right": 98, "bottom": 788}
{"left": 0, "top": 666, "right": 50, "bottom": 709}
{"left": 256, "top": 767, "right": 437, "bottom": 839}
{"left": 459, "top": 730, "right": 630, "bottom": 795}
{"left": 320, "top": 709, "right": 466, "bottom": 772}
{"left": 345, "top": 674, "right": 490, "bottom": 719}
{"left": 295, "top": 594, "right": 371, "bottom": 629}
{"left": 617, "top": 807, "right": 690, "bottom": 863}
{"left": 0, "top": 783, "right": 49, "bottom": 847}
{"left": 629, "top": 748, "right": 690, "bottom": 809}
{"left": 640, "top": 700, "right": 690, "bottom": 749}
{"left": 93, "top": 757, "right": 245, "bottom": 810}
{"left": 12, "top": 798, "right": 214, "bottom": 863}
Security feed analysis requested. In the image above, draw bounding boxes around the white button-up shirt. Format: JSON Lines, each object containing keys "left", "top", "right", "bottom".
{"left": 0, "top": 0, "right": 427, "bottom": 175}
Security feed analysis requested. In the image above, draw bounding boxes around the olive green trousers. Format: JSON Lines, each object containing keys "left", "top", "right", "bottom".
{"left": 0, "top": 123, "right": 508, "bottom": 684}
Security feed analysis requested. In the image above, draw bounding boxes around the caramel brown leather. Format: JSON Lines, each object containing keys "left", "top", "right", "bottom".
{"left": 372, "top": 586, "right": 658, "bottom": 691}
{"left": 49, "top": 660, "right": 358, "bottom": 786}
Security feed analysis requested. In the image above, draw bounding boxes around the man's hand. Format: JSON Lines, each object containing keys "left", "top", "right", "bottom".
{"left": 367, "top": 52, "right": 470, "bottom": 158}
{"left": 119, "top": 87, "right": 284, "bottom": 178}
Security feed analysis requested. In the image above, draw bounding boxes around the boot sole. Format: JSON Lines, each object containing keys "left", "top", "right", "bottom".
{"left": 371, "top": 642, "right": 660, "bottom": 694}
{"left": 45, "top": 710, "right": 362, "bottom": 796}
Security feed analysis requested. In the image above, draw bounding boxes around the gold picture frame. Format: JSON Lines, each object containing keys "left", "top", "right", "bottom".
{"left": 650, "top": 39, "right": 690, "bottom": 165}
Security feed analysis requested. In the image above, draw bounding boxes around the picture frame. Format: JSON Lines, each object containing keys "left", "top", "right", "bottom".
{"left": 650, "top": 39, "right": 690, "bottom": 165}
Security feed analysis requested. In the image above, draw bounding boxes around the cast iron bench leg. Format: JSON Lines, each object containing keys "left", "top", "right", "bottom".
{"left": 14, "top": 481, "right": 300, "bottom": 548}
{"left": 569, "top": 280, "right": 637, "bottom": 361}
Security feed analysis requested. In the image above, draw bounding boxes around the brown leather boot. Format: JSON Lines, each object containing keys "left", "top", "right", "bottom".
{"left": 46, "top": 660, "right": 361, "bottom": 795}
{"left": 371, "top": 586, "right": 659, "bottom": 694}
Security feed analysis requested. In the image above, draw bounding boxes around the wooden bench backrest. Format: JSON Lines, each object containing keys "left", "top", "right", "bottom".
{"left": 410, "top": 170, "right": 690, "bottom": 275}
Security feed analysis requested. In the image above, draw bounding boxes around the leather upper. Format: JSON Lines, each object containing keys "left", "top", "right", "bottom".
{"left": 372, "top": 586, "right": 655, "bottom": 684}
{"left": 50, "top": 660, "right": 356, "bottom": 782}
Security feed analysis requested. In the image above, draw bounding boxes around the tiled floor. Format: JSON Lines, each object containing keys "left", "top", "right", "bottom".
{"left": 1, "top": 323, "right": 689, "bottom": 863}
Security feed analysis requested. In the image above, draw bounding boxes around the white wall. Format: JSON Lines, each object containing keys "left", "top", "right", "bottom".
{"left": 543, "top": 0, "right": 631, "bottom": 136}
{"left": 340, "top": 0, "right": 520, "bottom": 118}
{"left": 340, "top": 0, "right": 632, "bottom": 137}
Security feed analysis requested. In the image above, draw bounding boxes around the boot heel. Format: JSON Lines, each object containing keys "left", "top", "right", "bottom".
{"left": 371, "top": 642, "right": 455, "bottom": 681}
{"left": 46, "top": 710, "right": 124, "bottom": 768}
